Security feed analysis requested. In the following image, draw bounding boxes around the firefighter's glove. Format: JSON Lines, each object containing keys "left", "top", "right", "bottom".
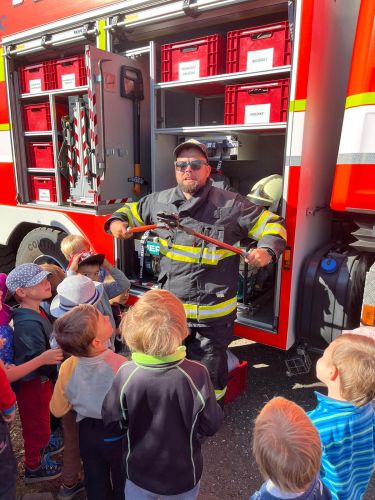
{"left": 245, "top": 248, "right": 273, "bottom": 268}
{"left": 110, "top": 220, "right": 133, "bottom": 240}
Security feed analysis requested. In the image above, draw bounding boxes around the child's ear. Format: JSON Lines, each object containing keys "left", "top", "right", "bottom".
{"left": 329, "top": 364, "right": 339, "bottom": 381}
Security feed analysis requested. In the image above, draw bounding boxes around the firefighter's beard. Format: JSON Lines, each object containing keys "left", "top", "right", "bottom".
{"left": 178, "top": 178, "right": 201, "bottom": 194}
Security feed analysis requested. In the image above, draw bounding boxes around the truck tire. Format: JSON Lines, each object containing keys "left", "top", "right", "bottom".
{"left": 0, "top": 244, "right": 16, "bottom": 274}
{"left": 16, "top": 227, "right": 68, "bottom": 269}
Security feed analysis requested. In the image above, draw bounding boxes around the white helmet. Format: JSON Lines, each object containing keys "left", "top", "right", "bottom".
{"left": 247, "top": 174, "right": 283, "bottom": 212}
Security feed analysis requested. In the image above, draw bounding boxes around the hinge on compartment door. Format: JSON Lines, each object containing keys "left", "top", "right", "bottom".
{"left": 183, "top": 0, "right": 199, "bottom": 18}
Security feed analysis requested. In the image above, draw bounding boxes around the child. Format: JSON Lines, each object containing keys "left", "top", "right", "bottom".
{"left": 0, "top": 273, "right": 14, "bottom": 365}
{"left": 68, "top": 251, "right": 130, "bottom": 350}
{"left": 60, "top": 234, "right": 90, "bottom": 262}
{"left": 250, "top": 397, "right": 331, "bottom": 500}
{"left": 308, "top": 334, "right": 375, "bottom": 500}
{"left": 39, "top": 263, "right": 65, "bottom": 317}
{"left": 6, "top": 263, "right": 62, "bottom": 483}
{"left": 0, "top": 363, "right": 17, "bottom": 499}
{"left": 102, "top": 289, "right": 223, "bottom": 500}
{"left": 50, "top": 304, "right": 126, "bottom": 500}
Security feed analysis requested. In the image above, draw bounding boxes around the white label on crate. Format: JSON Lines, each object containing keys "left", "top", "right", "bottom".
{"left": 38, "top": 189, "right": 51, "bottom": 202}
{"left": 61, "top": 73, "right": 76, "bottom": 89}
{"left": 244, "top": 103, "right": 271, "bottom": 124}
{"left": 29, "top": 79, "right": 42, "bottom": 94}
{"left": 247, "top": 48, "right": 274, "bottom": 72}
{"left": 178, "top": 60, "right": 200, "bottom": 81}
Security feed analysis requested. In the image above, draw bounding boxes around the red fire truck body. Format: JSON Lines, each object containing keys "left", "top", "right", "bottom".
{"left": 0, "top": 0, "right": 374, "bottom": 352}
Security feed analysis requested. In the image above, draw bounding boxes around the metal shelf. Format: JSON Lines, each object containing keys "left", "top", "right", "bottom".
{"left": 20, "top": 86, "right": 89, "bottom": 99}
{"left": 154, "top": 66, "right": 291, "bottom": 90}
{"left": 155, "top": 123, "right": 287, "bottom": 135}
{"left": 24, "top": 131, "right": 53, "bottom": 136}
{"left": 27, "top": 168, "right": 55, "bottom": 173}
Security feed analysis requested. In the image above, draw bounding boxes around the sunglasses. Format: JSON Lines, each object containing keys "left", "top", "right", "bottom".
{"left": 174, "top": 160, "right": 207, "bottom": 172}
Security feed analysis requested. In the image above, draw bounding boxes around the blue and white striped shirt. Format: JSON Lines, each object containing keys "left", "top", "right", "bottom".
{"left": 308, "top": 392, "right": 375, "bottom": 500}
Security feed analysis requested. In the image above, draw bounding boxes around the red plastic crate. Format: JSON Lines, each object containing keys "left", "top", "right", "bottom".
{"left": 225, "top": 361, "right": 248, "bottom": 404}
{"left": 227, "top": 21, "right": 291, "bottom": 73}
{"left": 55, "top": 55, "right": 87, "bottom": 90}
{"left": 27, "top": 142, "right": 55, "bottom": 169}
{"left": 161, "top": 35, "right": 225, "bottom": 82}
{"left": 224, "top": 79, "right": 290, "bottom": 125}
{"left": 29, "top": 175, "right": 69, "bottom": 203}
{"left": 23, "top": 102, "right": 68, "bottom": 132}
{"left": 20, "top": 61, "right": 57, "bottom": 94}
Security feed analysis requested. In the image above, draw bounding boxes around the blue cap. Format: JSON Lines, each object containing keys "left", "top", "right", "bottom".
{"left": 6, "top": 263, "right": 51, "bottom": 295}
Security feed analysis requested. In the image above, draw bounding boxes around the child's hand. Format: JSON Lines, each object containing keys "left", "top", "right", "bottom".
{"left": 2, "top": 409, "right": 16, "bottom": 424}
{"left": 102, "top": 258, "right": 111, "bottom": 270}
{"left": 68, "top": 252, "right": 84, "bottom": 273}
{"left": 39, "top": 348, "right": 64, "bottom": 365}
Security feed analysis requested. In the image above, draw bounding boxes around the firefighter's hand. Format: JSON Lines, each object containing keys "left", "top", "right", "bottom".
{"left": 110, "top": 220, "right": 133, "bottom": 240}
{"left": 245, "top": 248, "right": 273, "bottom": 268}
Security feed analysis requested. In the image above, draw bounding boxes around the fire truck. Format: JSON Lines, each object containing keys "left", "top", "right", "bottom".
{"left": 0, "top": 0, "right": 374, "bottom": 354}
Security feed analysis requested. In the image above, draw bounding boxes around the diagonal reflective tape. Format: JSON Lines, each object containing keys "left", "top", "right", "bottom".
{"left": 263, "top": 223, "right": 287, "bottom": 240}
{"left": 248, "top": 211, "right": 279, "bottom": 240}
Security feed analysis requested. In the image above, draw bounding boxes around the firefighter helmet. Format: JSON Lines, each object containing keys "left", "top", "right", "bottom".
{"left": 247, "top": 174, "right": 283, "bottom": 212}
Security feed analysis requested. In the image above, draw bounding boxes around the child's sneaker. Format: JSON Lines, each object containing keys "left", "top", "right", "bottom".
{"left": 24, "top": 454, "right": 62, "bottom": 483}
{"left": 57, "top": 480, "right": 85, "bottom": 499}
{"left": 44, "top": 429, "right": 64, "bottom": 456}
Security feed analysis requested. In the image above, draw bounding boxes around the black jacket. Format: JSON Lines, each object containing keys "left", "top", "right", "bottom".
{"left": 105, "top": 181, "right": 286, "bottom": 326}
{"left": 12, "top": 307, "right": 56, "bottom": 382}
{"left": 102, "top": 348, "right": 223, "bottom": 495}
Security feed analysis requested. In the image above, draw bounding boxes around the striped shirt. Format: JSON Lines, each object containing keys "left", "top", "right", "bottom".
{"left": 308, "top": 392, "right": 375, "bottom": 500}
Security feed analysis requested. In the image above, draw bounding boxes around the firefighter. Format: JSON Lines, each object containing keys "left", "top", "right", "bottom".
{"left": 105, "top": 139, "right": 287, "bottom": 407}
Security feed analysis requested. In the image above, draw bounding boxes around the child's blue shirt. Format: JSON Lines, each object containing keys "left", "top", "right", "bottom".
{"left": 308, "top": 392, "right": 375, "bottom": 500}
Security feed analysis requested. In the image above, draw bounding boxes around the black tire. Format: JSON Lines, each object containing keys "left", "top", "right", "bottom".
{"left": 0, "top": 244, "right": 16, "bottom": 274}
{"left": 16, "top": 227, "right": 68, "bottom": 269}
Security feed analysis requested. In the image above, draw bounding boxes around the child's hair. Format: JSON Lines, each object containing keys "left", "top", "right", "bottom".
{"left": 253, "top": 397, "right": 321, "bottom": 493}
{"left": 53, "top": 304, "right": 99, "bottom": 357}
{"left": 40, "top": 263, "right": 65, "bottom": 296}
{"left": 61, "top": 234, "right": 90, "bottom": 260}
{"left": 330, "top": 333, "right": 375, "bottom": 406}
{"left": 122, "top": 289, "right": 188, "bottom": 356}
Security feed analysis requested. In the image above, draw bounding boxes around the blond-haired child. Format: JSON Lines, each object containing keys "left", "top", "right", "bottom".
{"left": 50, "top": 304, "right": 126, "bottom": 500}
{"left": 102, "top": 289, "right": 223, "bottom": 500}
{"left": 60, "top": 234, "right": 90, "bottom": 262}
{"left": 250, "top": 397, "right": 330, "bottom": 500}
{"left": 308, "top": 334, "right": 375, "bottom": 499}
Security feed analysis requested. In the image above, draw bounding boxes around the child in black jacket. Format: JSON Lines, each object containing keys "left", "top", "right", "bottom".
{"left": 102, "top": 289, "right": 223, "bottom": 499}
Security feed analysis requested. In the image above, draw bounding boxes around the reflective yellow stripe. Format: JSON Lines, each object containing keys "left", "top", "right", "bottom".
{"left": 159, "top": 239, "right": 236, "bottom": 265}
{"left": 263, "top": 223, "right": 287, "bottom": 241}
{"left": 201, "top": 248, "right": 235, "bottom": 265}
{"left": 248, "top": 211, "right": 279, "bottom": 240}
{"left": 183, "top": 296, "right": 237, "bottom": 320}
{"left": 0, "top": 124, "right": 10, "bottom": 131}
{"left": 0, "top": 48, "right": 4, "bottom": 82}
{"left": 96, "top": 19, "right": 107, "bottom": 51}
{"left": 214, "top": 387, "right": 227, "bottom": 400}
{"left": 345, "top": 92, "right": 375, "bottom": 109}
{"left": 115, "top": 203, "right": 144, "bottom": 227}
{"left": 289, "top": 99, "right": 306, "bottom": 112}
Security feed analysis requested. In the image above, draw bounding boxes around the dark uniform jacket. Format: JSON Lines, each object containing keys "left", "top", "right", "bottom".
{"left": 12, "top": 307, "right": 56, "bottom": 382}
{"left": 105, "top": 180, "right": 286, "bottom": 325}
{"left": 102, "top": 347, "right": 223, "bottom": 495}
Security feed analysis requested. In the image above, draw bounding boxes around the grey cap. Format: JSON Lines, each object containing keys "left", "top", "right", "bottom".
{"left": 173, "top": 139, "right": 208, "bottom": 162}
{"left": 50, "top": 274, "right": 104, "bottom": 318}
{"left": 6, "top": 263, "right": 51, "bottom": 295}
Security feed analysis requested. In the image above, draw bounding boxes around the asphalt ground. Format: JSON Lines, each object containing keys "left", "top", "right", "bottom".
{"left": 14, "top": 339, "right": 375, "bottom": 499}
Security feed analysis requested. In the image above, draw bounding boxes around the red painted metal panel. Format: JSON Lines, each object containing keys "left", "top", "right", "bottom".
{"left": 0, "top": 162, "right": 17, "bottom": 206}
{"left": 0, "top": 0, "right": 117, "bottom": 38}
{"left": 0, "top": 82, "right": 9, "bottom": 123}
